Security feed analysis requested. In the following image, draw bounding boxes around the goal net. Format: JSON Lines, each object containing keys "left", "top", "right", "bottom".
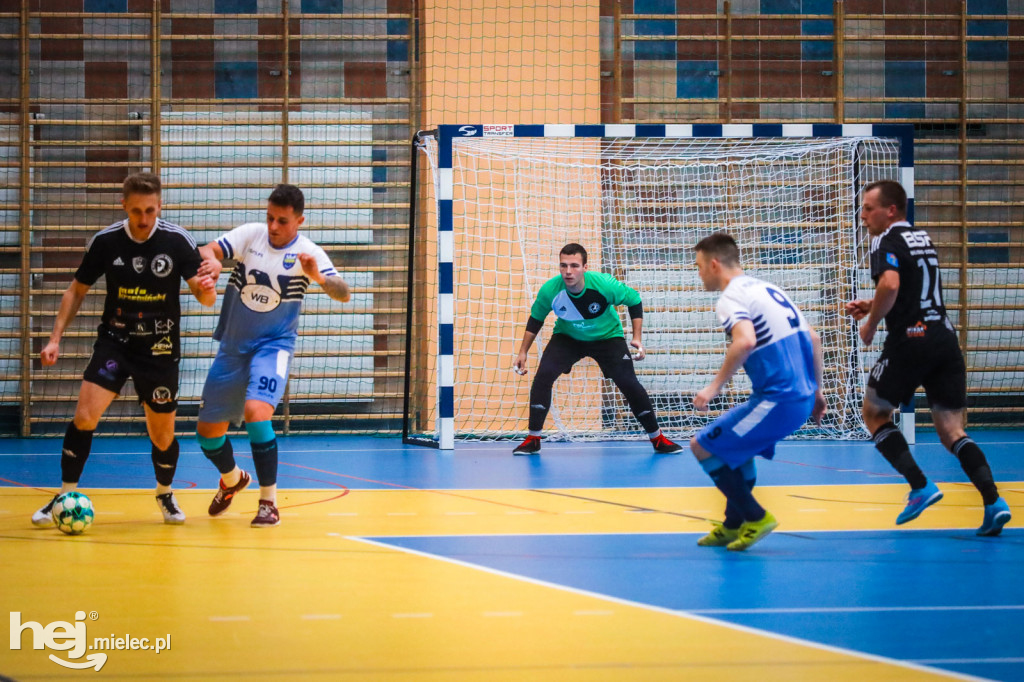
{"left": 406, "top": 125, "right": 910, "bottom": 448}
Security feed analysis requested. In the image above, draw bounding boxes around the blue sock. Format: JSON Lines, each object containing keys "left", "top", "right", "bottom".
{"left": 702, "top": 456, "right": 765, "bottom": 523}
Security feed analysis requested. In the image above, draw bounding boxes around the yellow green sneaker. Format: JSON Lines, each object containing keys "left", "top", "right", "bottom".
{"left": 727, "top": 511, "right": 779, "bottom": 551}
{"left": 697, "top": 524, "right": 740, "bottom": 547}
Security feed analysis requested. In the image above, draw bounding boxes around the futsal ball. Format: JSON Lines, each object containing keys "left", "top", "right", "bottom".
{"left": 52, "top": 491, "right": 94, "bottom": 535}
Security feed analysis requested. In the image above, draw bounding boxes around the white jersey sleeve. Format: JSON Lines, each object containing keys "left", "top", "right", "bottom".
{"left": 716, "top": 292, "right": 752, "bottom": 334}
{"left": 216, "top": 222, "right": 264, "bottom": 261}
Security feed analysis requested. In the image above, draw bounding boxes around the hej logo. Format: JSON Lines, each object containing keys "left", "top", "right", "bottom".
{"left": 10, "top": 611, "right": 105, "bottom": 670}
{"left": 10, "top": 610, "right": 172, "bottom": 671}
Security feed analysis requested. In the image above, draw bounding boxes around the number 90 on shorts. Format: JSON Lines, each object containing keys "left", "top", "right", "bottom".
{"left": 247, "top": 349, "right": 290, "bottom": 405}
{"left": 198, "top": 347, "right": 292, "bottom": 424}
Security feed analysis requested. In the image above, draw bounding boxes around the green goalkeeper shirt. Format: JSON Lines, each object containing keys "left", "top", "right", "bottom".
{"left": 529, "top": 272, "right": 642, "bottom": 342}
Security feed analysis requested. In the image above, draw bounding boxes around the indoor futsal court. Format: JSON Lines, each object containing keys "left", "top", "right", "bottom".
{"left": 4, "top": 1, "right": 1024, "bottom": 681}
{"left": 1, "top": 432, "right": 1020, "bottom": 680}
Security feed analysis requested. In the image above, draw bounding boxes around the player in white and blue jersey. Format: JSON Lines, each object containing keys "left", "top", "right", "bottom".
{"left": 690, "top": 233, "right": 826, "bottom": 551}
{"left": 194, "top": 184, "right": 351, "bottom": 528}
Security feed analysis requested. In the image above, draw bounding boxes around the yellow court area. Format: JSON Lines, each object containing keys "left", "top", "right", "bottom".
{"left": 3, "top": 481, "right": 1015, "bottom": 681}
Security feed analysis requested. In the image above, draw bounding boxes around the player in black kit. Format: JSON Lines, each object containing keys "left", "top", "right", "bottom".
{"left": 31, "top": 173, "right": 218, "bottom": 527}
{"left": 846, "top": 180, "right": 1011, "bottom": 535}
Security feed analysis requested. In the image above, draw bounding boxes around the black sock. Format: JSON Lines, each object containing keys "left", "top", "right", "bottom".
{"left": 151, "top": 439, "right": 180, "bottom": 487}
{"left": 634, "top": 410, "right": 659, "bottom": 435}
{"left": 951, "top": 436, "right": 999, "bottom": 505}
{"left": 708, "top": 464, "right": 765, "bottom": 523}
{"left": 723, "top": 475, "right": 756, "bottom": 530}
{"left": 872, "top": 422, "right": 927, "bottom": 489}
{"left": 251, "top": 438, "right": 278, "bottom": 487}
{"left": 201, "top": 437, "right": 237, "bottom": 475}
{"left": 528, "top": 403, "right": 550, "bottom": 433}
{"left": 60, "top": 422, "right": 94, "bottom": 484}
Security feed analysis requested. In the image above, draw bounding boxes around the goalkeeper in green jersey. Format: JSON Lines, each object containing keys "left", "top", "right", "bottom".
{"left": 510, "top": 243, "right": 683, "bottom": 455}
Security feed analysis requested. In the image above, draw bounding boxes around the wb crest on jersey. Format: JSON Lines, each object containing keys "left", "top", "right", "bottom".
{"left": 283, "top": 253, "right": 297, "bottom": 270}
{"left": 234, "top": 264, "right": 283, "bottom": 313}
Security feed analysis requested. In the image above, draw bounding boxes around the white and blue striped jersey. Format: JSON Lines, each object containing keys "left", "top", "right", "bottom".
{"left": 213, "top": 222, "right": 338, "bottom": 354}
{"left": 716, "top": 275, "right": 817, "bottom": 400}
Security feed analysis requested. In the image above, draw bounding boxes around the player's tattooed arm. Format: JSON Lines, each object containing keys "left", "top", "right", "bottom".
{"left": 320, "top": 275, "right": 351, "bottom": 303}
{"left": 298, "top": 253, "right": 350, "bottom": 302}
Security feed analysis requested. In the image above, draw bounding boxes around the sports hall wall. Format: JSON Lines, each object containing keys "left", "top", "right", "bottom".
{"left": 1, "top": 0, "right": 1021, "bottom": 436}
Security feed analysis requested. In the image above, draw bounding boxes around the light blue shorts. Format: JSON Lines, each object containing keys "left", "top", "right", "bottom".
{"left": 695, "top": 394, "right": 815, "bottom": 469}
{"left": 199, "top": 344, "right": 293, "bottom": 425}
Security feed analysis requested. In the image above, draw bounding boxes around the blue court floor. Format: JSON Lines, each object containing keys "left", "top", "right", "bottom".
{"left": 2, "top": 430, "right": 1022, "bottom": 680}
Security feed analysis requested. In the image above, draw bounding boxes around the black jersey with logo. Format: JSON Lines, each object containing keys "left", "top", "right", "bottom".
{"left": 869, "top": 221, "right": 954, "bottom": 346}
{"left": 74, "top": 219, "right": 202, "bottom": 359}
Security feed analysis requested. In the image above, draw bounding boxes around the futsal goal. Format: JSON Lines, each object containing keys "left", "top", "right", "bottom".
{"left": 405, "top": 124, "right": 914, "bottom": 449}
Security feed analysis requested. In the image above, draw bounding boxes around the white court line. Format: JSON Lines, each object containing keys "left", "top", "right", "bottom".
{"left": 209, "top": 615, "right": 250, "bottom": 622}
{"left": 326, "top": 532, "right": 341, "bottom": 537}
{"left": 348, "top": 536, "right": 988, "bottom": 682}
{"left": 690, "top": 605, "right": 1024, "bottom": 615}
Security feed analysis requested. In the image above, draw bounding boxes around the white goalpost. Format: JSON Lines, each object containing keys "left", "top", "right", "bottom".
{"left": 405, "top": 124, "right": 915, "bottom": 450}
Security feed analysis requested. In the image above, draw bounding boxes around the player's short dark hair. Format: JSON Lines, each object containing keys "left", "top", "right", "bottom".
{"left": 863, "top": 180, "right": 907, "bottom": 215}
{"left": 122, "top": 172, "right": 160, "bottom": 198}
{"left": 268, "top": 183, "right": 305, "bottom": 216}
{"left": 695, "top": 232, "right": 740, "bottom": 267}
{"left": 559, "top": 243, "right": 588, "bottom": 265}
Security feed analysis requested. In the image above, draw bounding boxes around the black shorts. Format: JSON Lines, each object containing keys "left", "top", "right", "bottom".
{"left": 867, "top": 332, "right": 967, "bottom": 410}
{"left": 538, "top": 333, "right": 634, "bottom": 378}
{"left": 82, "top": 337, "right": 179, "bottom": 413}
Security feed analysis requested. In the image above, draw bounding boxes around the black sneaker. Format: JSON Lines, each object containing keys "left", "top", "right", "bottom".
{"left": 651, "top": 434, "right": 683, "bottom": 454}
{"left": 513, "top": 435, "right": 541, "bottom": 456}
{"left": 251, "top": 500, "right": 280, "bottom": 528}
{"left": 31, "top": 494, "right": 59, "bottom": 527}
{"left": 209, "top": 470, "right": 251, "bottom": 516}
{"left": 156, "top": 492, "right": 186, "bottom": 525}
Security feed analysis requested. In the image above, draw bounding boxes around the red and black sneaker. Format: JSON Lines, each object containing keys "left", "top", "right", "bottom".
{"left": 651, "top": 434, "right": 683, "bottom": 454}
{"left": 251, "top": 499, "right": 280, "bottom": 528}
{"left": 512, "top": 435, "right": 542, "bottom": 456}
{"left": 208, "top": 469, "right": 251, "bottom": 516}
